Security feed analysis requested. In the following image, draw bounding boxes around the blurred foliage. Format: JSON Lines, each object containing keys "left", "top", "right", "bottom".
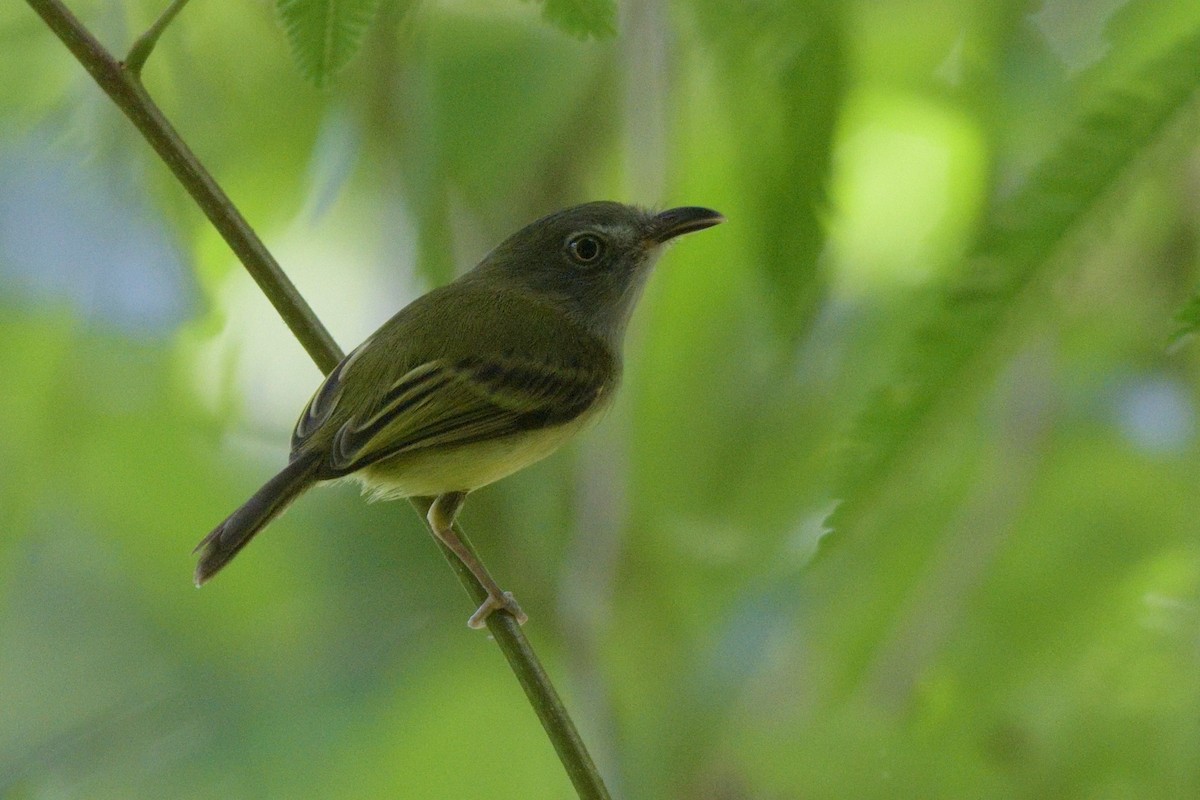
{"left": 834, "top": 26, "right": 1200, "bottom": 534}
{"left": 3, "top": 0, "right": 1200, "bottom": 798}
{"left": 539, "top": 0, "right": 618, "bottom": 41}
{"left": 277, "top": 0, "right": 616, "bottom": 86}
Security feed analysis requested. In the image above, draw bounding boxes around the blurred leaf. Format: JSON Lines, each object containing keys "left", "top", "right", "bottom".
{"left": 689, "top": 0, "right": 845, "bottom": 341}
{"left": 758, "top": 10, "right": 843, "bottom": 341}
{"left": 832, "top": 28, "right": 1200, "bottom": 532}
{"left": 276, "top": 0, "right": 384, "bottom": 87}
{"left": 1172, "top": 284, "right": 1200, "bottom": 344}
{"left": 537, "top": 0, "right": 617, "bottom": 40}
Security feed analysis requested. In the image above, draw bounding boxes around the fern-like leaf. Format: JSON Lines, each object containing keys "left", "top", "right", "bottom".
{"left": 277, "top": 0, "right": 383, "bottom": 87}
{"left": 832, "top": 30, "right": 1200, "bottom": 533}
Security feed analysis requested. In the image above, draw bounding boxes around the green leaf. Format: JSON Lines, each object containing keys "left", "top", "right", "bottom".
{"left": 688, "top": 0, "right": 845, "bottom": 341}
{"left": 832, "top": 29, "right": 1200, "bottom": 533}
{"left": 749, "top": 6, "right": 844, "bottom": 342}
{"left": 276, "top": 0, "right": 383, "bottom": 87}
{"left": 537, "top": 0, "right": 617, "bottom": 40}
{"left": 1173, "top": 295, "right": 1200, "bottom": 345}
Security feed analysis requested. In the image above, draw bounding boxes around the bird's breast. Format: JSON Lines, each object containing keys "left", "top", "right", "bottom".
{"left": 350, "top": 403, "right": 606, "bottom": 500}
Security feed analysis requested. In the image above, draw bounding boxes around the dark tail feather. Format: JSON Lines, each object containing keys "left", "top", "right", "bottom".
{"left": 193, "top": 453, "right": 321, "bottom": 586}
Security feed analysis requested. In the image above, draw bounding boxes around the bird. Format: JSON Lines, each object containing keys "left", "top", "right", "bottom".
{"left": 193, "top": 201, "right": 724, "bottom": 627}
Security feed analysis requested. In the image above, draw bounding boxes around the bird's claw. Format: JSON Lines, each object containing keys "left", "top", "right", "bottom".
{"left": 468, "top": 591, "right": 528, "bottom": 629}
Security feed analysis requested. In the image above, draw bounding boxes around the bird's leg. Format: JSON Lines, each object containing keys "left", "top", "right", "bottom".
{"left": 427, "top": 492, "right": 528, "bottom": 629}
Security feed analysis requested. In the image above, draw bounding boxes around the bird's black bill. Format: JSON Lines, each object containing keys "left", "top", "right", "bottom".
{"left": 649, "top": 206, "right": 725, "bottom": 244}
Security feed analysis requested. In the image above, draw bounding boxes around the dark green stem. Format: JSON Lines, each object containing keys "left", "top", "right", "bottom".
{"left": 408, "top": 498, "right": 610, "bottom": 799}
{"left": 25, "top": 2, "right": 612, "bottom": 798}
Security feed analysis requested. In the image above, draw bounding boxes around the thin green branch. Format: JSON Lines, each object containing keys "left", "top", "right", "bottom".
{"left": 25, "top": 1, "right": 612, "bottom": 797}
{"left": 408, "top": 498, "right": 611, "bottom": 799}
{"left": 125, "top": 0, "right": 193, "bottom": 75}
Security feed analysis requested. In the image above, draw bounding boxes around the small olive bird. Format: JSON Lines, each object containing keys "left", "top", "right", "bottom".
{"left": 194, "top": 201, "right": 724, "bottom": 627}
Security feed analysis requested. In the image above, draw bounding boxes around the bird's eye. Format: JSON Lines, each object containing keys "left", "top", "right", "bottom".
{"left": 566, "top": 233, "right": 605, "bottom": 265}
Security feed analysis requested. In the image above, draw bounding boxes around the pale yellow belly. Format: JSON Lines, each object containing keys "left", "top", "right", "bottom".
{"left": 349, "top": 412, "right": 597, "bottom": 500}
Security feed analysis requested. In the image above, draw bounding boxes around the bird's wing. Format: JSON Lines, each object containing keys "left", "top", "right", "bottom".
{"left": 291, "top": 336, "right": 373, "bottom": 451}
{"left": 289, "top": 285, "right": 615, "bottom": 474}
{"left": 320, "top": 351, "right": 610, "bottom": 475}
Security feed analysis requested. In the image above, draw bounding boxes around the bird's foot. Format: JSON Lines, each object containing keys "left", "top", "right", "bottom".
{"left": 468, "top": 590, "right": 528, "bottom": 629}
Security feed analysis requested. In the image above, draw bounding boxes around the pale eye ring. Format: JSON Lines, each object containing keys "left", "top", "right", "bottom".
{"left": 567, "top": 233, "right": 605, "bottom": 265}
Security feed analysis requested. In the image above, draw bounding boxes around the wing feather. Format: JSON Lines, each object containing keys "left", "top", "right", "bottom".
{"left": 325, "top": 354, "right": 608, "bottom": 474}
{"left": 292, "top": 337, "right": 374, "bottom": 449}
{"left": 289, "top": 286, "right": 617, "bottom": 477}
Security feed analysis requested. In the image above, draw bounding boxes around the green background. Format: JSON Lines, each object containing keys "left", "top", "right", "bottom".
{"left": 3, "top": 0, "right": 1200, "bottom": 797}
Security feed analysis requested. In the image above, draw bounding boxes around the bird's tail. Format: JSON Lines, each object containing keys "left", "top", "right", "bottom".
{"left": 193, "top": 452, "right": 322, "bottom": 586}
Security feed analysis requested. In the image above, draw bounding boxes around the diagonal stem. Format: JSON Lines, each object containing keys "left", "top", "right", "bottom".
{"left": 24, "top": 1, "right": 612, "bottom": 798}
{"left": 408, "top": 497, "right": 609, "bottom": 798}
